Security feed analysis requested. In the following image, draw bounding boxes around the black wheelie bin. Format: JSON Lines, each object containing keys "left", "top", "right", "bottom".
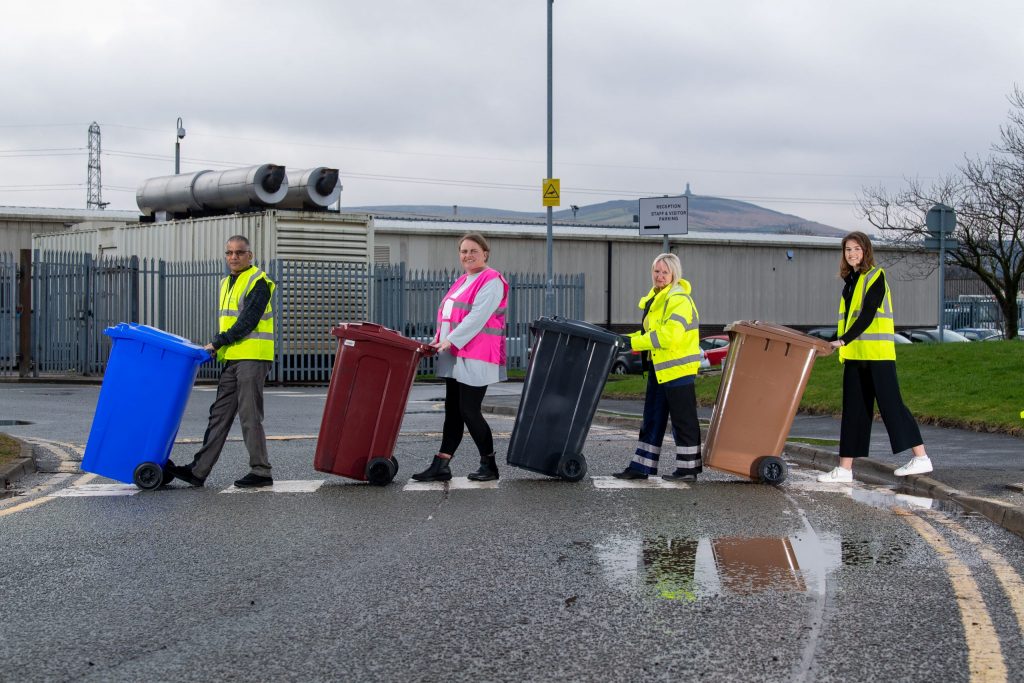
{"left": 506, "top": 316, "right": 626, "bottom": 481}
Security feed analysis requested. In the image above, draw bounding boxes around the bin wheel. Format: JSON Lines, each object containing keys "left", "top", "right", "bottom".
{"left": 133, "top": 462, "right": 164, "bottom": 491}
{"left": 557, "top": 454, "right": 588, "bottom": 482}
{"left": 366, "top": 457, "right": 396, "bottom": 486}
{"left": 757, "top": 456, "right": 788, "bottom": 485}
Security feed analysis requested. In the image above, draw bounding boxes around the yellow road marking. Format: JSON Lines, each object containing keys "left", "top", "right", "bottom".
{"left": 926, "top": 512, "right": 1024, "bottom": 637}
{"left": 0, "top": 495, "right": 55, "bottom": 518}
{"left": 896, "top": 509, "right": 1007, "bottom": 682}
{"left": 0, "top": 473, "right": 98, "bottom": 518}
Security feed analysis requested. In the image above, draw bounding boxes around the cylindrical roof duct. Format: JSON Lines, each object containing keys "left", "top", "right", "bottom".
{"left": 136, "top": 170, "right": 212, "bottom": 215}
{"left": 278, "top": 167, "right": 341, "bottom": 209}
{"left": 192, "top": 164, "right": 289, "bottom": 211}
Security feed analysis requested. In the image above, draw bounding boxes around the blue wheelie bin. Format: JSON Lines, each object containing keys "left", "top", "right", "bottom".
{"left": 81, "top": 323, "right": 211, "bottom": 490}
{"left": 506, "top": 316, "right": 626, "bottom": 481}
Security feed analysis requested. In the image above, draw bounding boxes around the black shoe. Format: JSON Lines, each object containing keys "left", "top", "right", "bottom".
{"left": 168, "top": 462, "right": 206, "bottom": 487}
{"left": 234, "top": 473, "right": 273, "bottom": 488}
{"left": 662, "top": 470, "right": 698, "bottom": 482}
{"left": 412, "top": 456, "right": 452, "bottom": 482}
{"left": 612, "top": 467, "right": 648, "bottom": 480}
{"left": 467, "top": 455, "right": 499, "bottom": 482}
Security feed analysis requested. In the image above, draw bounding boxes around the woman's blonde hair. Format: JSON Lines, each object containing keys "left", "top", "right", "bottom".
{"left": 839, "top": 231, "right": 875, "bottom": 278}
{"left": 460, "top": 232, "right": 490, "bottom": 262}
{"left": 651, "top": 252, "right": 682, "bottom": 284}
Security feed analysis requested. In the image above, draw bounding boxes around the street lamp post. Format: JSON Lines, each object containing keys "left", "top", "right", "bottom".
{"left": 175, "top": 117, "right": 186, "bottom": 174}
{"left": 544, "top": 0, "right": 554, "bottom": 316}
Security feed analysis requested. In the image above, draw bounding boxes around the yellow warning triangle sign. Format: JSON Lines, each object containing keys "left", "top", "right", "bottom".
{"left": 544, "top": 183, "right": 559, "bottom": 198}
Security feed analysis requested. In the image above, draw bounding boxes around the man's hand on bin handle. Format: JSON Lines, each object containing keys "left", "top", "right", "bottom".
{"left": 620, "top": 333, "right": 635, "bottom": 350}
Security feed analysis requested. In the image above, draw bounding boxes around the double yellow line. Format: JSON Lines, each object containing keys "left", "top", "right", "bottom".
{"left": 896, "top": 508, "right": 1023, "bottom": 682}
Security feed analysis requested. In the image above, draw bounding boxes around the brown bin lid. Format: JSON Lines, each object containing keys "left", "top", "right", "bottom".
{"left": 724, "top": 320, "right": 834, "bottom": 356}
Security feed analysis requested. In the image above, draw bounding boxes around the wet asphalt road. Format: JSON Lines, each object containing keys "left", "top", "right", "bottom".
{"left": 1, "top": 383, "right": 1023, "bottom": 682}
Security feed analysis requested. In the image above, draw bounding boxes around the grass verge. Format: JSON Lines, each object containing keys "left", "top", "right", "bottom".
{"left": 0, "top": 432, "right": 23, "bottom": 467}
{"left": 603, "top": 340, "right": 1024, "bottom": 436}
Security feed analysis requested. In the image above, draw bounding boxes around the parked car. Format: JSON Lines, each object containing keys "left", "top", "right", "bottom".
{"left": 699, "top": 334, "right": 730, "bottom": 366}
{"left": 808, "top": 326, "right": 911, "bottom": 344}
{"left": 610, "top": 347, "right": 710, "bottom": 374}
{"left": 907, "top": 328, "right": 971, "bottom": 343}
{"left": 953, "top": 327, "right": 1002, "bottom": 341}
{"left": 806, "top": 327, "right": 837, "bottom": 341}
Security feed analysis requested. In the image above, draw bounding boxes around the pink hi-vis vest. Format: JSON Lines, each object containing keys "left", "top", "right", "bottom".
{"left": 436, "top": 268, "right": 509, "bottom": 365}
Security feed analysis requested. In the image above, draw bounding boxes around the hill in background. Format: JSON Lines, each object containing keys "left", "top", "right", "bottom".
{"left": 352, "top": 193, "right": 846, "bottom": 237}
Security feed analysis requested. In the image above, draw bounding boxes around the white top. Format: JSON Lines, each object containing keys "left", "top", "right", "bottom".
{"left": 434, "top": 271, "right": 507, "bottom": 387}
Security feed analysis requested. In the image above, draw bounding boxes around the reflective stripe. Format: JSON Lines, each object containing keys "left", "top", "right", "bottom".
{"left": 673, "top": 457, "right": 702, "bottom": 469}
{"left": 245, "top": 332, "right": 275, "bottom": 341}
{"left": 631, "top": 454, "right": 659, "bottom": 469}
{"left": 478, "top": 327, "right": 503, "bottom": 335}
{"left": 650, "top": 331, "right": 662, "bottom": 349}
{"left": 669, "top": 313, "right": 693, "bottom": 330}
{"left": 451, "top": 301, "right": 473, "bottom": 311}
{"left": 675, "top": 445, "right": 701, "bottom": 455}
{"left": 219, "top": 307, "right": 274, "bottom": 320}
{"left": 494, "top": 307, "right": 507, "bottom": 315}
{"left": 857, "top": 333, "right": 894, "bottom": 342}
{"left": 653, "top": 354, "right": 703, "bottom": 372}
{"left": 236, "top": 269, "right": 262, "bottom": 311}
{"left": 637, "top": 442, "right": 662, "bottom": 455}
{"left": 874, "top": 311, "right": 894, "bottom": 319}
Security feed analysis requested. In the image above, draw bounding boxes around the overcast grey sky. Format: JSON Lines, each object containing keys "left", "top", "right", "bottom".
{"left": 2, "top": 0, "right": 1023, "bottom": 230}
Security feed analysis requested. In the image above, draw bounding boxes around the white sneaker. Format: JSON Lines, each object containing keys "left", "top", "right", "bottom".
{"left": 894, "top": 456, "right": 933, "bottom": 477}
{"left": 817, "top": 466, "right": 853, "bottom": 483}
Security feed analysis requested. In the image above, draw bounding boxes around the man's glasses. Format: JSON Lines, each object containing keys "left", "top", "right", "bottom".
{"left": 224, "top": 250, "right": 250, "bottom": 257}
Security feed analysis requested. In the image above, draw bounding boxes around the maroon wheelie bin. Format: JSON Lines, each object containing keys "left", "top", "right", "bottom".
{"left": 314, "top": 322, "right": 434, "bottom": 485}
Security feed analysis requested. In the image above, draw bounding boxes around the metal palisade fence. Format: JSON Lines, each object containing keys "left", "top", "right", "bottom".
{"left": 12, "top": 251, "right": 585, "bottom": 383}
{"left": 0, "top": 252, "right": 15, "bottom": 374}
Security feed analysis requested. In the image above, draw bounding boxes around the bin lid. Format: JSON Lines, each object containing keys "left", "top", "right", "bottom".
{"left": 103, "top": 323, "right": 211, "bottom": 361}
{"left": 330, "top": 322, "right": 435, "bottom": 354}
{"left": 724, "top": 320, "right": 834, "bottom": 355}
{"left": 531, "top": 316, "right": 623, "bottom": 345}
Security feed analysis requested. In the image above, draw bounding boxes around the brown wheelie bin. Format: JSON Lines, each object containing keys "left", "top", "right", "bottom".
{"left": 702, "top": 321, "right": 833, "bottom": 485}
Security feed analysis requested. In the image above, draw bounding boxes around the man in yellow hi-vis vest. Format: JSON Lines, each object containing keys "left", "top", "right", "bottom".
{"left": 168, "top": 235, "right": 276, "bottom": 489}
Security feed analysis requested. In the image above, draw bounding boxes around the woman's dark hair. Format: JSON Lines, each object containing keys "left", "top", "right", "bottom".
{"left": 839, "top": 231, "right": 875, "bottom": 278}
{"left": 460, "top": 232, "right": 490, "bottom": 261}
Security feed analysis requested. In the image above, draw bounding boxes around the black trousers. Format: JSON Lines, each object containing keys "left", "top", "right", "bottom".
{"left": 439, "top": 378, "right": 493, "bottom": 458}
{"left": 839, "top": 360, "right": 923, "bottom": 458}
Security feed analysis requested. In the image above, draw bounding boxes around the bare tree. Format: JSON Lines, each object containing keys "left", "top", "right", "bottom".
{"left": 859, "top": 87, "right": 1024, "bottom": 338}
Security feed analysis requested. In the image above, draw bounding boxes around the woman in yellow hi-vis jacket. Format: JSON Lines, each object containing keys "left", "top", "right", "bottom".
{"left": 818, "top": 231, "right": 932, "bottom": 483}
{"left": 614, "top": 253, "right": 704, "bottom": 481}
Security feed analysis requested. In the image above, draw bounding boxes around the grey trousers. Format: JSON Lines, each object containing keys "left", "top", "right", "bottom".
{"left": 191, "top": 360, "right": 272, "bottom": 478}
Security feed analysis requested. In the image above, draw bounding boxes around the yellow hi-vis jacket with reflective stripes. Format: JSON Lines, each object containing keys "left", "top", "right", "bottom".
{"left": 217, "top": 266, "right": 275, "bottom": 362}
{"left": 628, "top": 278, "right": 702, "bottom": 383}
{"left": 837, "top": 266, "right": 896, "bottom": 363}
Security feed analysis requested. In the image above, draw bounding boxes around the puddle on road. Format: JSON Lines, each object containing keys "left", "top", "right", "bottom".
{"left": 590, "top": 524, "right": 919, "bottom": 601}
{"left": 0, "top": 419, "right": 32, "bottom": 426}
{"left": 593, "top": 533, "right": 840, "bottom": 601}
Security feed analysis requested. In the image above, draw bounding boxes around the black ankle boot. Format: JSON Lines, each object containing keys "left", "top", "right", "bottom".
{"left": 412, "top": 455, "right": 452, "bottom": 482}
{"left": 467, "top": 454, "right": 499, "bottom": 482}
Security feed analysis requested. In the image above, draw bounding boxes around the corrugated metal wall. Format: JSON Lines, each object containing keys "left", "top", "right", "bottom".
{"left": 374, "top": 227, "right": 940, "bottom": 329}
{"left": 33, "top": 210, "right": 372, "bottom": 265}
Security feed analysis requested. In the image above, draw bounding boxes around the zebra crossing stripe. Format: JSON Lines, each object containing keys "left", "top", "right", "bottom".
{"left": 403, "top": 477, "right": 499, "bottom": 491}
{"left": 591, "top": 476, "right": 691, "bottom": 490}
{"left": 220, "top": 480, "right": 326, "bottom": 494}
{"left": 51, "top": 484, "right": 139, "bottom": 497}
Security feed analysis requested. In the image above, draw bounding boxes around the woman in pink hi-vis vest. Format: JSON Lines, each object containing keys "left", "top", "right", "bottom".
{"left": 412, "top": 233, "right": 509, "bottom": 483}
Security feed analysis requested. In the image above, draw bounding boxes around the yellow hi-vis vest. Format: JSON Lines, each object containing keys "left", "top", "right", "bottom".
{"left": 837, "top": 266, "right": 896, "bottom": 363}
{"left": 629, "top": 278, "right": 703, "bottom": 383}
{"left": 217, "top": 266, "right": 275, "bottom": 362}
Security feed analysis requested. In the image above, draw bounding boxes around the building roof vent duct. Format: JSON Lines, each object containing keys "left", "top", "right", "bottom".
{"left": 278, "top": 167, "right": 341, "bottom": 209}
{"left": 136, "top": 170, "right": 212, "bottom": 215}
{"left": 192, "top": 164, "right": 288, "bottom": 211}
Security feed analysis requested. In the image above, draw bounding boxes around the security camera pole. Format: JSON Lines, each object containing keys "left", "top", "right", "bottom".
{"left": 174, "top": 117, "right": 186, "bottom": 175}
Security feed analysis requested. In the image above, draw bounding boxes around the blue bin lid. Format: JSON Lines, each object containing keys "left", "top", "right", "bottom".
{"left": 104, "top": 323, "right": 211, "bottom": 362}
{"left": 531, "top": 316, "right": 623, "bottom": 345}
